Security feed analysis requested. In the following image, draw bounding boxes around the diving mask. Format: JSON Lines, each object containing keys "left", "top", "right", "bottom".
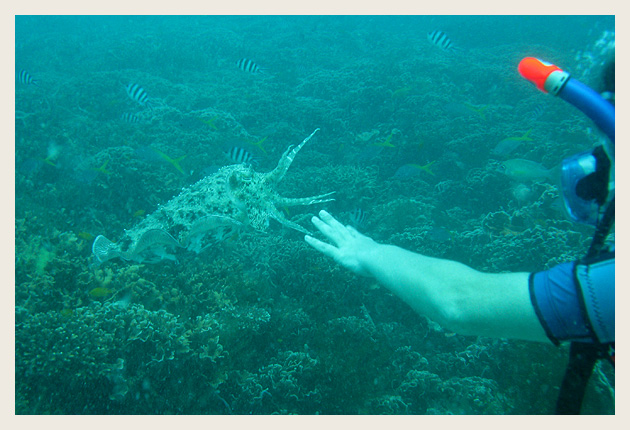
{"left": 561, "top": 145, "right": 613, "bottom": 226}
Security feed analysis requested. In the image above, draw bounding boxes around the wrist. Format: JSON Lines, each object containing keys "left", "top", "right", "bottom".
{"left": 355, "top": 239, "right": 384, "bottom": 277}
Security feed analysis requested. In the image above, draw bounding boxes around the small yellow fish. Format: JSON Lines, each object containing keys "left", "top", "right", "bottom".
{"left": 152, "top": 148, "right": 187, "bottom": 176}
{"left": 248, "top": 136, "right": 269, "bottom": 155}
{"left": 133, "top": 209, "right": 146, "bottom": 218}
{"left": 42, "top": 157, "right": 57, "bottom": 167}
{"left": 91, "top": 159, "right": 112, "bottom": 175}
{"left": 408, "top": 161, "right": 436, "bottom": 176}
{"left": 501, "top": 226, "right": 522, "bottom": 237}
{"left": 60, "top": 308, "right": 74, "bottom": 318}
{"left": 391, "top": 85, "right": 414, "bottom": 99}
{"left": 464, "top": 103, "right": 488, "bottom": 120}
{"left": 373, "top": 132, "right": 395, "bottom": 148}
{"left": 200, "top": 115, "right": 219, "bottom": 130}
{"left": 77, "top": 231, "right": 94, "bottom": 241}
{"left": 89, "top": 287, "right": 114, "bottom": 298}
{"left": 492, "top": 129, "right": 533, "bottom": 156}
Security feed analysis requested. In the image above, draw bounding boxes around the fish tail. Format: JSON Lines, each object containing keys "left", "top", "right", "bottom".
{"left": 172, "top": 155, "right": 187, "bottom": 175}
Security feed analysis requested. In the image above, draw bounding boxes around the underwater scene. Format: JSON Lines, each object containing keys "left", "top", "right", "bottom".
{"left": 15, "top": 15, "right": 615, "bottom": 414}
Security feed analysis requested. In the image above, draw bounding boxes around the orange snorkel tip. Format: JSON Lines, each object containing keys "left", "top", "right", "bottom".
{"left": 518, "top": 57, "right": 566, "bottom": 94}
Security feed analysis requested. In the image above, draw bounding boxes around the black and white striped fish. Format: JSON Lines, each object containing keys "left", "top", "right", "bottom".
{"left": 121, "top": 112, "right": 140, "bottom": 123}
{"left": 349, "top": 208, "right": 368, "bottom": 228}
{"left": 529, "top": 104, "right": 546, "bottom": 121}
{"left": 226, "top": 146, "right": 254, "bottom": 165}
{"left": 17, "top": 69, "right": 38, "bottom": 86}
{"left": 126, "top": 83, "right": 151, "bottom": 108}
{"left": 427, "top": 30, "right": 458, "bottom": 52}
{"left": 236, "top": 58, "right": 263, "bottom": 74}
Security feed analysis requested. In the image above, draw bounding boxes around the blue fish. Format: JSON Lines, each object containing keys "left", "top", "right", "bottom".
{"left": 392, "top": 164, "right": 426, "bottom": 179}
{"left": 126, "top": 83, "right": 151, "bottom": 108}
{"left": 236, "top": 58, "right": 263, "bottom": 74}
{"left": 17, "top": 69, "right": 38, "bottom": 86}
{"left": 427, "top": 226, "right": 452, "bottom": 243}
{"left": 135, "top": 146, "right": 163, "bottom": 163}
{"left": 492, "top": 130, "right": 533, "bottom": 156}
{"left": 500, "top": 158, "right": 555, "bottom": 182}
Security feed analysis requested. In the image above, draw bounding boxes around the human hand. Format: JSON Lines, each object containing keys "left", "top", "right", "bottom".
{"left": 304, "top": 210, "right": 377, "bottom": 277}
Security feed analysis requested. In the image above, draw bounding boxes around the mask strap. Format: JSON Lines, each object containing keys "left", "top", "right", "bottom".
{"left": 587, "top": 198, "right": 614, "bottom": 259}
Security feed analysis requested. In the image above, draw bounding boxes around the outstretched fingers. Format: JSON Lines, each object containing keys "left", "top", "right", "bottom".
{"left": 305, "top": 210, "right": 374, "bottom": 278}
{"left": 304, "top": 235, "right": 340, "bottom": 260}
{"left": 310, "top": 210, "right": 351, "bottom": 245}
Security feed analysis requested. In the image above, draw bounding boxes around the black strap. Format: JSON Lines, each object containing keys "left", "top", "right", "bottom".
{"left": 556, "top": 198, "right": 616, "bottom": 414}
{"left": 555, "top": 342, "right": 605, "bottom": 414}
{"left": 587, "top": 198, "right": 614, "bottom": 258}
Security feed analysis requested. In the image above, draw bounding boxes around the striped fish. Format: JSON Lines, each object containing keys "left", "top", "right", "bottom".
{"left": 121, "top": 112, "right": 140, "bottom": 123}
{"left": 349, "top": 208, "right": 368, "bottom": 228}
{"left": 17, "top": 69, "right": 38, "bottom": 86}
{"left": 427, "top": 30, "right": 457, "bottom": 52}
{"left": 126, "top": 83, "right": 151, "bottom": 108}
{"left": 529, "top": 104, "right": 546, "bottom": 121}
{"left": 236, "top": 58, "right": 262, "bottom": 74}
{"left": 226, "top": 146, "right": 254, "bottom": 165}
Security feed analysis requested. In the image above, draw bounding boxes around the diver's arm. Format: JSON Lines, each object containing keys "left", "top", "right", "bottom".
{"left": 305, "top": 210, "right": 551, "bottom": 343}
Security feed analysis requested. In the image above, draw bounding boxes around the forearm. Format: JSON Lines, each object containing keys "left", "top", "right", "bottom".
{"left": 359, "top": 243, "right": 476, "bottom": 325}
{"left": 359, "top": 242, "right": 549, "bottom": 342}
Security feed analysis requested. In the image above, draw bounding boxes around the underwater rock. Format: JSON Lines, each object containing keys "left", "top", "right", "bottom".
{"left": 92, "top": 129, "right": 335, "bottom": 264}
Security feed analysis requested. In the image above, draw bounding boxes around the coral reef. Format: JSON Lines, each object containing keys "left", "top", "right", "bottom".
{"left": 15, "top": 16, "right": 614, "bottom": 414}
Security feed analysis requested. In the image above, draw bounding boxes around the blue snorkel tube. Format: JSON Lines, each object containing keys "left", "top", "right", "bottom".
{"left": 518, "top": 57, "right": 615, "bottom": 144}
{"left": 556, "top": 77, "right": 615, "bottom": 143}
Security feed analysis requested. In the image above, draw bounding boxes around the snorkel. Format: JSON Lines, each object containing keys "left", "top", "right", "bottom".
{"left": 518, "top": 57, "right": 615, "bottom": 145}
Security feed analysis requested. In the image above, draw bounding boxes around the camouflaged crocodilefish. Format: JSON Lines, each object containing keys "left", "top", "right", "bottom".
{"left": 92, "top": 129, "right": 335, "bottom": 264}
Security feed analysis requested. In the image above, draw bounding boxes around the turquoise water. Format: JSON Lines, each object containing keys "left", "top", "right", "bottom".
{"left": 15, "top": 15, "right": 614, "bottom": 414}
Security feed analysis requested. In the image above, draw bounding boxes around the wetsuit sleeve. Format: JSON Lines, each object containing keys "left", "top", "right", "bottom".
{"left": 529, "top": 254, "right": 615, "bottom": 345}
{"left": 530, "top": 261, "right": 589, "bottom": 345}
